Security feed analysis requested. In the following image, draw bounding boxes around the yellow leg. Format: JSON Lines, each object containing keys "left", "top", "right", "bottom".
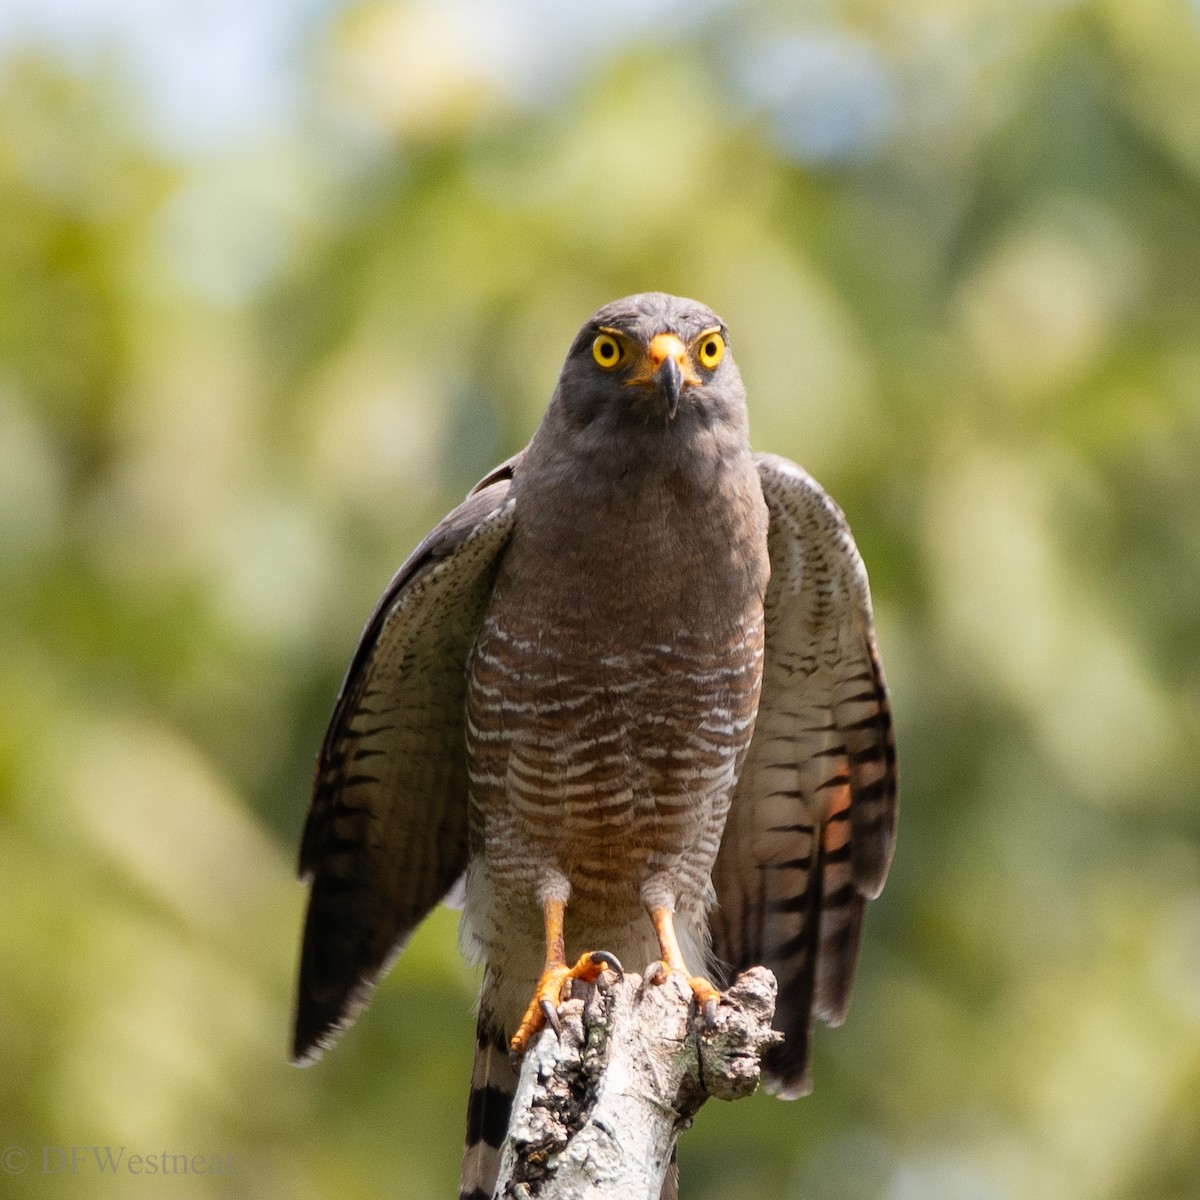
{"left": 648, "top": 906, "right": 720, "bottom": 1027}
{"left": 509, "top": 898, "right": 623, "bottom": 1060}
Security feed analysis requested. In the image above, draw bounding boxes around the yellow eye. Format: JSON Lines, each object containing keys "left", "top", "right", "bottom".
{"left": 592, "top": 333, "right": 622, "bottom": 369}
{"left": 696, "top": 331, "right": 725, "bottom": 370}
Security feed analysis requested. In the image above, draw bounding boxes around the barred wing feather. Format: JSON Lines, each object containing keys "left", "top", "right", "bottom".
{"left": 293, "top": 469, "right": 518, "bottom": 1063}
{"left": 710, "top": 453, "right": 897, "bottom": 1097}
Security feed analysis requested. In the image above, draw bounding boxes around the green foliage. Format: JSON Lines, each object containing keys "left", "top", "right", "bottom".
{"left": 1, "top": 4, "right": 1198, "bottom": 1198}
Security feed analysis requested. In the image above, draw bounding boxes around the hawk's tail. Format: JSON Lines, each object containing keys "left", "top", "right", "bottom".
{"left": 459, "top": 1013, "right": 517, "bottom": 1200}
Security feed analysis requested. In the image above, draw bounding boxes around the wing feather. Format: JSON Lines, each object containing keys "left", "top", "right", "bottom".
{"left": 710, "top": 452, "right": 897, "bottom": 1097}
{"left": 293, "top": 463, "right": 519, "bottom": 1063}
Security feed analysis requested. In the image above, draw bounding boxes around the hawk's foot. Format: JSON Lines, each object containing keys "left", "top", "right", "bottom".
{"left": 645, "top": 961, "right": 721, "bottom": 1028}
{"left": 647, "top": 904, "right": 720, "bottom": 1027}
{"left": 509, "top": 950, "right": 623, "bottom": 1061}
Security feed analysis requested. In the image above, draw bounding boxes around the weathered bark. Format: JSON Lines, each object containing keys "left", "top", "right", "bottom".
{"left": 495, "top": 967, "right": 781, "bottom": 1199}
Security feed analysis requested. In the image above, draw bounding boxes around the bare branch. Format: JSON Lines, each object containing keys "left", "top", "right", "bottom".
{"left": 495, "top": 967, "right": 781, "bottom": 1200}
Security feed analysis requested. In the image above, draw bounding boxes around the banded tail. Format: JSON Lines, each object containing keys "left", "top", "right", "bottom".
{"left": 460, "top": 1016, "right": 517, "bottom": 1200}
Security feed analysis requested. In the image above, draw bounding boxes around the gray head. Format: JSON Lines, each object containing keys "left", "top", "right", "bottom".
{"left": 546, "top": 293, "right": 747, "bottom": 439}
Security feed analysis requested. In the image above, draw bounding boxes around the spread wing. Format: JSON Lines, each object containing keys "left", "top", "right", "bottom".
{"left": 292, "top": 462, "right": 519, "bottom": 1063}
{"left": 710, "top": 452, "right": 897, "bottom": 1097}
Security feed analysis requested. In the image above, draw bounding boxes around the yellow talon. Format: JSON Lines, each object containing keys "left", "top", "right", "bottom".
{"left": 647, "top": 905, "right": 721, "bottom": 1028}
{"left": 509, "top": 949, "right": 623, "bottom": 1059}
{"left": 509, "top": 894, "right": 624, "bottom": 1061}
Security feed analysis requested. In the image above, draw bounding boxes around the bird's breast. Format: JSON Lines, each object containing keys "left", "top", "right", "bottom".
{"left": 463, "top": 445, "right": 770, "bottom": 891}
{"left": 465, "top": 610, "right": 764, "bottom": 871}
{"left": 467, "top": 577, "right": 764, "bottom": 865}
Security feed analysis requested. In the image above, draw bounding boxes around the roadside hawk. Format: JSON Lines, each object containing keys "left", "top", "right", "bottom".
{"left": 292, "top": 292, "right": 898, "bottom": 1199}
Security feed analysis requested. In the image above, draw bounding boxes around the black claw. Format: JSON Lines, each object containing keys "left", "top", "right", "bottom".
{"left": 590, "top": 950, "right": 624, "bottom": 978}
{"left": 540, "top": 998, "right": 562, "bottom": 1036}
{"left": 645, "top": 961, "right": 667, "bottom": 986}
{"left": 703, "top": 996, "right": 719, "bottom": 1029}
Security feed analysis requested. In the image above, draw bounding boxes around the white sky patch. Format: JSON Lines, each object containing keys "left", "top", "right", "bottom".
{"left": 0, "top": 0, "right": 335, "bottom": 153}
{"left": 0, "top": 0, "right": 734, "bottom": 152}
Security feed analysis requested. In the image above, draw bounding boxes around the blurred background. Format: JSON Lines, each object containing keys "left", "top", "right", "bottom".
{"left": 1, "top": 0, "right": 1199, "bottom": 1197}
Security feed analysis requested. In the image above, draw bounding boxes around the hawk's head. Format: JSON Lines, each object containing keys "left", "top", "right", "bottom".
{"left": 550, "top": 293, "right": 746, "bottom": 435}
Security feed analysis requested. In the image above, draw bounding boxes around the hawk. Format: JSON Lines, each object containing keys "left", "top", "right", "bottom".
{"left": 292, "top": 293, "right": 897, "bottom": 1199}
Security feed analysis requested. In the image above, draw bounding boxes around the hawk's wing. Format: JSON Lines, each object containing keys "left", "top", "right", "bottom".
{"left": 710, "top": 453, "right": 897, "bottom": 1097}
{"left": 293, "top": 461, "right": 520, "bottom": 1063}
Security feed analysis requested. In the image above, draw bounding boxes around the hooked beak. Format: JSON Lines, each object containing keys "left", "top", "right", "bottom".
{"left": 656, "top": 354, "right": 683, "bottom": 418}
{"left": 633, "top": 332, "right": 697, "bottom": 419}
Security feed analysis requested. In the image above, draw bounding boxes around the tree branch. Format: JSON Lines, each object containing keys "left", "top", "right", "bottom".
{"left": 495, "top": 967, "right": 781, "bottom": 1200}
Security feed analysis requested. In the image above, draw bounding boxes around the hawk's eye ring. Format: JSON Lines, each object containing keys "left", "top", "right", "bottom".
{"left": 592, "top": 333, "right": 622, "bottom": 369}
{"left": 697, "top": 332, "right": 725, "bottom": 370}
